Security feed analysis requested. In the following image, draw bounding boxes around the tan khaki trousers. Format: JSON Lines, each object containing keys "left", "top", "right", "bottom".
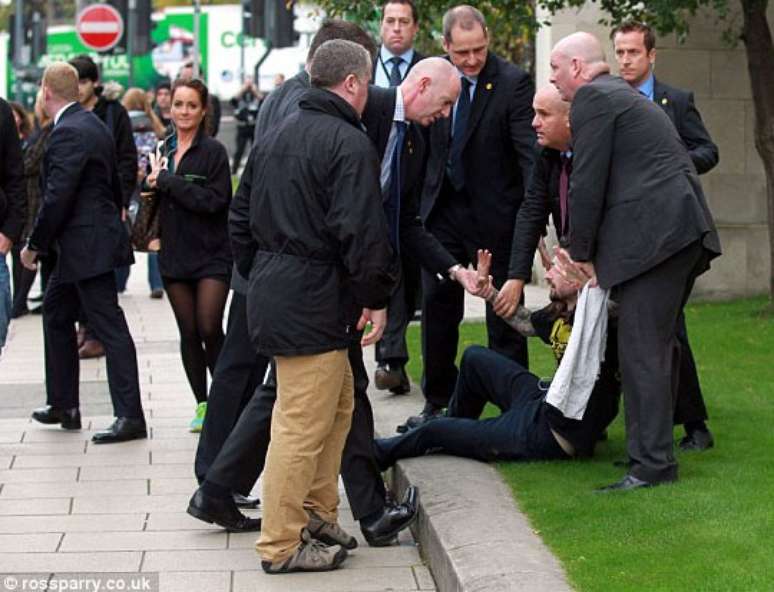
{"left": 255, "top": 349, "right": 354, "bottom": 563}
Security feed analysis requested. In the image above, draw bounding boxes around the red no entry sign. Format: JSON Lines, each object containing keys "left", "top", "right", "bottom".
{"left": 76, "top": 4, "right": 124, "bottom": 52}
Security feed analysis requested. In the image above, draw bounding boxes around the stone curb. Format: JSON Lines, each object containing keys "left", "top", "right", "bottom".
{"left": 366, "top": 351, "right": 573, "bottom": 592}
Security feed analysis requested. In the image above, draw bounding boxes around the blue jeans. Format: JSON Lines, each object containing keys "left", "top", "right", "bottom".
{"left": 374, "top": 346, "right": 567, "bottom": 467}
{"left": 0, "top": 255, "right": 11, "bottom": 348}
{"left": 147, "top": 253, "right": 162, "bottom": 291}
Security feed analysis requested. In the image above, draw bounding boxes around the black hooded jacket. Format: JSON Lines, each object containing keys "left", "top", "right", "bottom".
{"left": 231, "top": 88, "right": 398, "bottom": 356}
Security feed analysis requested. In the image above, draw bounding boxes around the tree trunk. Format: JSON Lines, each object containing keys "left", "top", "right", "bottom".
{"left": 740, "top": 0, "right": 774, "bottom": 303}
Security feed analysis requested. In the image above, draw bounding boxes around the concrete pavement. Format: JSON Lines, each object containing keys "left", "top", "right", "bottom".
{"left": 0, "top": 254, "right": 570, "bottom": 592}
{"left": 0, "top": 256, "right": 435, "bottom": 592}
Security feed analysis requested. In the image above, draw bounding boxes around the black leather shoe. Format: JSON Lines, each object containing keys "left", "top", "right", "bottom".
{"left": 390, "top": 367, "right": 411, "bottom": 395}
{"left": 232, "top": 492, "right": 260, "bottom": 508}
{"left": 595, "top": 474, "right": 655, "bottom": 493}
{"left": 187, "top": 488, "right": 262, "bottom": 532}
{"left": 678, "top": 429, "right": 714, "bottom": 451}
{"left": 91, "top": 417, "right": 147, "bottom": 444}
{"left": 396, "top": 405, "right": 443, "bottom": 433}
{"left": 360, "top": 485, "right": 418, "bottom": 547}
{"left": 32, "top": 406, "right": 81, "bottom": 429}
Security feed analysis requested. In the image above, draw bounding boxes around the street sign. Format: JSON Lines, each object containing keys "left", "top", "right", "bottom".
{"left": 76, "top": 4, "right": 124, "bottom": 52}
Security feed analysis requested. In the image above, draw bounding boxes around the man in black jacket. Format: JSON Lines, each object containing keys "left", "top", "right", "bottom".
{"left": 407, "top": 5, "right": 536, "bottom": 430}
{"left": 68, "top": 55, "right": 138, "bottom": 360}
{"left": 191, "top": 19, "right": 375, "bottom": 515}
{"left": 549, "top": 32, "right": 721, "bottom": 491}
{"left": 239, "top": 40, "right": 397, "bottom": 574}
{"left": 612, "top": 21, "right": 718, "bottom": 451}
{"left": 22, "top": 62, "right": 145, "bottom": 444}
{"left": 0, "top": 98, "right": 27, "bottom": 349}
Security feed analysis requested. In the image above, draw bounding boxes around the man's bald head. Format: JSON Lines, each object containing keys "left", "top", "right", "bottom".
{"left": 401, "top": 57, "right": 461, "bottom": 126}
{"left": 532, "top": 85, "right": 571, "bottom": 151}
{"left": 549, "top": 32, "right": 611, "bottom": 101}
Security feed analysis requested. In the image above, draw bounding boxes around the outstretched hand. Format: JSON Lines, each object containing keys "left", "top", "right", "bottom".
{"left": 554, "top": 247, "right": 597, "bottom": 288}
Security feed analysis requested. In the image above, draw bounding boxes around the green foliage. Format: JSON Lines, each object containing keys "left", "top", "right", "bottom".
{"left": 405, "top": 297, "right": 774, "bottom": 591}
{"left": 312, "top": 1, "right": 537, "bottom": 67}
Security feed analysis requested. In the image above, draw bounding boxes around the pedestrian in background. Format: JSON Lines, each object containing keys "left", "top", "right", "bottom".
{"left": 229, "top": 77, "right": 262, "bottom": 174}
{"left": 8, "top": 101, "right": 36, "bottom": 320}
{"left": 121, "top": 87, "right": 166, "bottom": 299}
{"left": 145, "top": 78, "right": 232, "bottom": 432}
{"left": 0, "top": 97, "right": 27, "bottom": 351}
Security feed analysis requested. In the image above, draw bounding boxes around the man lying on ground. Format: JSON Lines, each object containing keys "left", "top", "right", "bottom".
{"left": 374, "top": 250, "right": 620, "bottom": 468}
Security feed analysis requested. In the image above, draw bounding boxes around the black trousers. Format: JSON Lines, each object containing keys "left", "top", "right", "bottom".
{"left": 422, "top": 197, "right": 528, "bottom": 410}
{"left": 194, "top": 292, "right": 269, "bottom": 484}
{"left": 232, "top": 126, "right": 254, "bottom": 174}
{"left": 615, "top": 241, "right": 707, "bottom": 484}
{"left": 43, "top": 270, "right": 143, "bottom": 418}
{"left": 375, "top": 252, "right": 421, "bottom": 366}
{"left": 673, "top": 312, "right": 709, "bottom": 426}
{"left": 206, "top": 338, "right": 386, "bottom": 521}
{"left": 375, "top": 346, "right": 566, "bottom": 467}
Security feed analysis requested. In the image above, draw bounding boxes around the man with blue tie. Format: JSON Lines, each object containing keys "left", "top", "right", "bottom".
{"left": 371, "top": 0, "right": 425, "bottom": 394}
{"left": 404, "top": 5, "right": 536, "bottom": 431}
{"left": 612, "top": 21, "right": 718, "bottom": 452}
{"left": 372, "top": 0, "right": 423, "bottom": 89}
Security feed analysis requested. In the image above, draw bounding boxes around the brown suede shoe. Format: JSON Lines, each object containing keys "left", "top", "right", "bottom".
{"left": 79, "top": 339, "right": 106, "bottom": 359}
{"left": 261, "top": 530, "right": 348, "bottom": 574}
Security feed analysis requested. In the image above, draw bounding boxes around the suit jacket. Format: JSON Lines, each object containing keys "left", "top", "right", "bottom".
{"left": 421, "top": 52, "right": 535, "bottom": 251}
{"left": 361, "top": 86, "right": 456, "bottom": 276}
{"left": 507, "top": 145, "right": 564, "bottom": 280}
{"left": 28, "top": 103, "right": 132, "bottom": 282}
{"left": 371, "top": 47, "right": 424, "bottom": 85}
{"left": 0, "top": 98, "right": 26, "bottom": 243}
{"left": 654, "top": 78, "right": 718, "bottom": 175}
{"left": 568, "top": 74, "right": 721, "bottom": 289}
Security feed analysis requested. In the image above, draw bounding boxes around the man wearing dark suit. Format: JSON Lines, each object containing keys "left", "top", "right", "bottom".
{"left": 408, "top": 5, "right": 536, "bottom": 428}
{"left": 549, "top": 32, "right": 721, "bottom": 491}
{"left": 22, "top": 62, "right": 146, "bottom": 444}
{"left": 612, "top": 21, "right": 718, "bottom": 451}
{"left": 371, "top": 0, "right": 425, "bottom": 395}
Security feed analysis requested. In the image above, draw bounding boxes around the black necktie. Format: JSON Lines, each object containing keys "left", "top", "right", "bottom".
{"left": 384, "top": 121, "right": 408, "bottom": 252}
{"left": 388, "top": 57, "right": 403, "bottom": 87}
{"left": 448, "top": 78, "right": 471, "bottom": 191}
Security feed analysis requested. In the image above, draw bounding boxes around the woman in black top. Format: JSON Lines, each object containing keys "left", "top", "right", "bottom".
{"left": 146, "top": 78, "right": 232, "bottom": 431}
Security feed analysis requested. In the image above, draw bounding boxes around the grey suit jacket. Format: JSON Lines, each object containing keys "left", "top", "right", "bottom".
{"left": 568, "top": 74, "right": 721, "bottom": 289}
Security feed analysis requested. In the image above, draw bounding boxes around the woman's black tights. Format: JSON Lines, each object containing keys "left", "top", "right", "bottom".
{"left": 164, "top": 277, "right": 229, "bottom": 403}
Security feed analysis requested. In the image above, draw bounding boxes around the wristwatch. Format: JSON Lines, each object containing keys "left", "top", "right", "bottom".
{"left": 448, "top": 263, "right": 463, "bottom": 281}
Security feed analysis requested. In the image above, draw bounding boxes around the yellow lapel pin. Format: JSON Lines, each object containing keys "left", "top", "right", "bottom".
{"left": 661, "top": 97, "right": 668, "bottom": 105}
{"left": 486, "top": 82, "right": 493, "bottom": 90}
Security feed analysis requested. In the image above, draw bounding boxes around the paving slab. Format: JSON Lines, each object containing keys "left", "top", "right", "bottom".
{"left": 1, "top": 480, "right": 148, "bottom": 499}
{"left": 0, "top": 533, "right": 62, "bottom": 552}
{"left": 0, "top": 467, "right": 79, "bottom": 483}
{"left": 60, "top": 530, "right": 227, "bottom": 552}
{"left": 0, "top": 514, "right": 146, "bottom": 533}
{"left": 0, "top": 551, "right": 142, "bottom": 572}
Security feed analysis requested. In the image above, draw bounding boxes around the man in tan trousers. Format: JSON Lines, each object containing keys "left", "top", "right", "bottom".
{"left": 232, "top": 39, "right": 398, "bottom": 574}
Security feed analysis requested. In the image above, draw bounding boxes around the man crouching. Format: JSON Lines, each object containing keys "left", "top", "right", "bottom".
{"left": 232, "top": 40, "right": 398, "bottom": 574}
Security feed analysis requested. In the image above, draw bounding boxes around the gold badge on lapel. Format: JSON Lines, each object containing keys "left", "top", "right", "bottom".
{"left": 486, "top": 82, "right": 493, "bottom": 90}
{"left": 661, "top": 97, "right": 668, "bottom": 105}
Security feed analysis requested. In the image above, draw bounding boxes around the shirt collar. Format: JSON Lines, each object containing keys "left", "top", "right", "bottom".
{"left": 637, "top": 73, "right": 655, "bottom": 101}
{"left": 54, "top": 102, "right": 77, "bottom": 125}
{"left": 381, "top": 45, "right": 415, "bottom": 66}
{"left": 393, "top": 86, "right": 406, "bottom": 124}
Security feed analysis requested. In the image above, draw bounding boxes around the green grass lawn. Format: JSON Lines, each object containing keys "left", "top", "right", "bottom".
{"left": 405, "top": 297, "right": 774, "bottom": 592}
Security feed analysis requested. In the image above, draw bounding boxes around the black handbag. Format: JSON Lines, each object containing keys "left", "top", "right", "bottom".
{"left": 130, "top": 191, "right": 161, "bottom": 252}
